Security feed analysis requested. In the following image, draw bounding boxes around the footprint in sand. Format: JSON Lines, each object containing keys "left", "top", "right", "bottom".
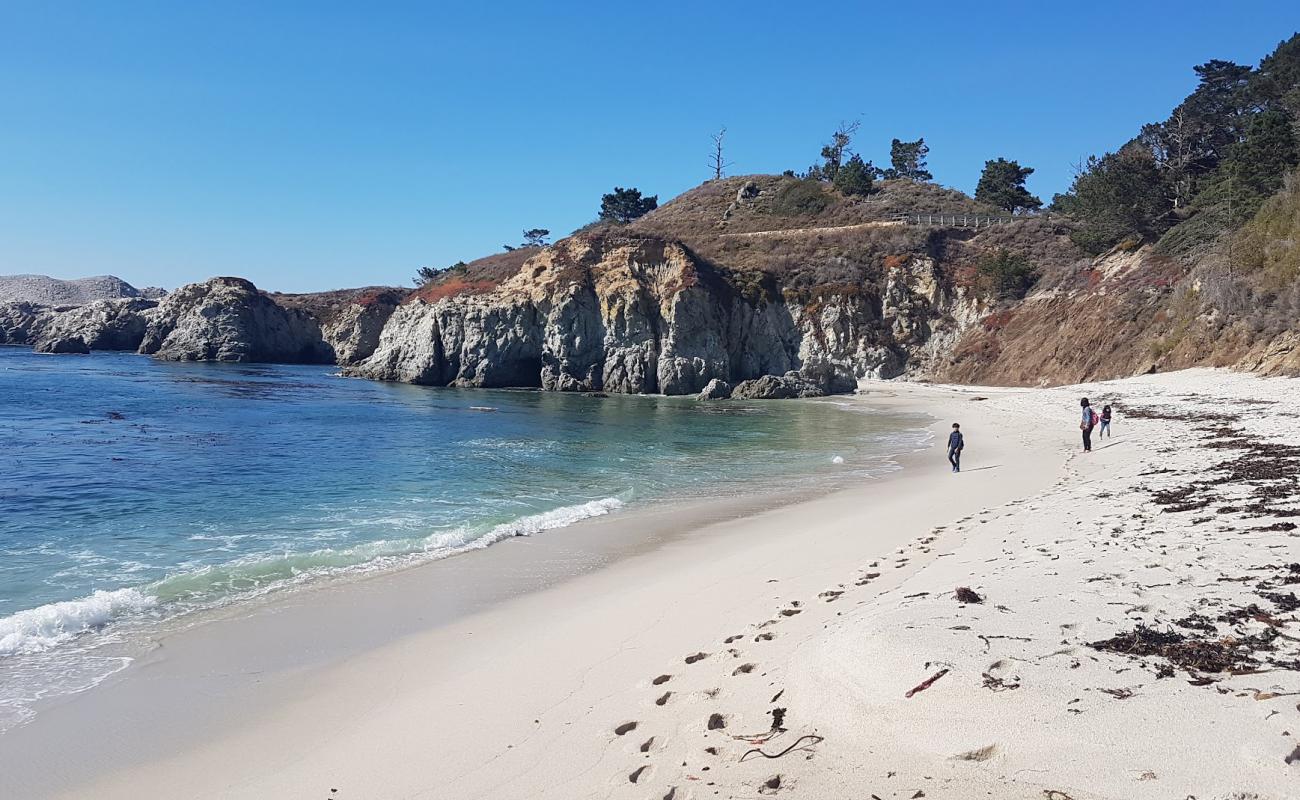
{"left": 653, "top": 674, "right": 673, "bottom": 685}
{"left": 758, "top": 774, "right": 784, "bottom": 794}
{"left": 614, "top": 721, "right": 638, "bottom": 736}
{"left": 685, "top": 652, "right": 709, "bottom": 665}
{"left": 724, "top": 634, "right": 745, "bottom": 644}
{"left": 707, "top": 713, "right": 727, "bottom": 730}
{"left": 629, "top": 765, "right": 650, "bottom": 783}
{"left": 733, "top": 663, "right": 756, "bottom": 675}
{"left": 755, "top": 632, "right": 776, "bottom": 642}
{"left": 655, "top": 691, "right": 673, "bottom": 706}
{"left": 779, "top": 608, "right": 802, "bottom": 617}
{"left": 640, "top": 736, "right": 655, "bottom": 753}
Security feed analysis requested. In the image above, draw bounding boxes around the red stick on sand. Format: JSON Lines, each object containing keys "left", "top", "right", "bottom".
{"left": 905, "top": 668, "right": 950, "bottom": 698}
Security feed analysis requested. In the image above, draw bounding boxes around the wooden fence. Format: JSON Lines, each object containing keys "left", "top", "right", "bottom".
{"left": 892, "top": 213, "right": 1018, "bottom": 229}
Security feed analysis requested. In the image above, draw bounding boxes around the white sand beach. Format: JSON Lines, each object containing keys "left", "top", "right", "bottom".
{"left": 4, "top": 370, "right": 1299, "bottom": 799}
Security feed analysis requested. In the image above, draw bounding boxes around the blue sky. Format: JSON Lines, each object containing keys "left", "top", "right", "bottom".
{"left": 2, "top": 2, "right": 1297, "bottom": 292}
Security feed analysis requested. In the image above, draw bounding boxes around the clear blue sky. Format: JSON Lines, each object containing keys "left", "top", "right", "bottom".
{"left": 2, "top": 2, "right": 1297, "bottom": 292}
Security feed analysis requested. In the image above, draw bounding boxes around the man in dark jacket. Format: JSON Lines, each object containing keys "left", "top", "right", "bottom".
{"left": 947, "top": 423, "right": 964, "bottom": 473}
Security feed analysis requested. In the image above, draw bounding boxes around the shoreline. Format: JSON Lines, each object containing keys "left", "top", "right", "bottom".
{"left": 0, "top": 383, "right": 990, "bottom": 799}
{"left": 0, "top": 349, "right": 924, "bottom": 737}
{"left": 5, "top": 371, "right": 1298, "bottom": 798}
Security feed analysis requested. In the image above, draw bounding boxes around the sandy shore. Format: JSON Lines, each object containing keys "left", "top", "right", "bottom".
{"left": 4, "top": 371, "right": 1299, "bottom": 799}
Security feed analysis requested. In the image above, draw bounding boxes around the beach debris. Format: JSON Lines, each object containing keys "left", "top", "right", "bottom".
{"left": 953, "top": 744, "right": 997, "bottom": 761}
{"left": 740, "top": 734, "right": 824, "bottom": 762}
{"left": 955, "top": 587, "right": 984, "bottom": 604}
{"left": 467, "top": 406, "right": 497, "bottom": 412}
{"left": 759, "top": 774, "right": 783, "bottom": 794}
{"left": 831, "top": 455, "right": 845, "bottom": 464}
{"left": 1098, "top": 687, "right": 1134, "bottom": 700}
{"left": 981, "top": 672, "right": 1020, "bottom": 692}
{"left": 1089, "top": 624, "right": 1285, "bottom": 675}
{"left": 905, "top": 668, "right": 950, "bottom": 698}
{"left": 769, "top": 707, "right": 787, "bottom": 731}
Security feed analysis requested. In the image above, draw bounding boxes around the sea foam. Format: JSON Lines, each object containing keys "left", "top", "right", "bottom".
{"left": 0, "top": 588, "right": 157, "bottom": 657}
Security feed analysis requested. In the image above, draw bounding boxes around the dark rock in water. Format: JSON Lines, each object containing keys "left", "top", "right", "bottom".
{"left": 583, "top": 391, "right": 610, "bottom": 398}
{"left": 731, "top": 372, "right": 829, "bottom": 400}
{"left": 697, "top": 378, "right": 732, "bottom": 400}
{"left": 139, "top": 277, "right": 333, "bottom": 364}
{"left": 34, "top": 334, "right": 89, "bottom": 354}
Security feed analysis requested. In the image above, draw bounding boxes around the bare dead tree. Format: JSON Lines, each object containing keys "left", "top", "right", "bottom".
{"left": 708, "top": 126, "right": 732, "bottom": 180}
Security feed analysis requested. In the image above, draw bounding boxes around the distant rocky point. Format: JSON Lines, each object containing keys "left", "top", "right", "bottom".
{"left": 0, "top": 274, "right": 159, "bottom": 306}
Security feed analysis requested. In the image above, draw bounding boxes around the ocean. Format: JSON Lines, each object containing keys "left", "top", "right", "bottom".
{"left": 0, "top": 347, "right": 928, "bottom": 730}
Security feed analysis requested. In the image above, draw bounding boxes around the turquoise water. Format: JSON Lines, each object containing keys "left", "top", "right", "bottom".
{"left": 0, "top": 347, "right": 926, "bottom": 728}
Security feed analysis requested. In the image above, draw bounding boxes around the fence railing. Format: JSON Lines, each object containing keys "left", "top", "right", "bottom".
{"left": 891, "top": 212, "right": 1017, "bottom": 229}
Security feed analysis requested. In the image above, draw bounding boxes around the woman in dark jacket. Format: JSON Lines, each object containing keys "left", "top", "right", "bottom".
{"left": 1080, "top": 398, "right": 1095, "bottom": 452}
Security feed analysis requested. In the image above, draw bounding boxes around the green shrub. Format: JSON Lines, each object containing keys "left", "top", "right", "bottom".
{"left": 977, "top": 249, "right": 1037, "bottom": 299}
{"left": 771, "top": 179, "right": 832, "bottom": 216}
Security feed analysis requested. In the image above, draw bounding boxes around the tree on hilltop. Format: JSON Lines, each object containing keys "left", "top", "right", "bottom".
{"left": 413, "top": 261, "right": 468, "bottom": 286}
{"left": 885, "top": 138, "right": 932, "bottom": 181}
{"left": 522, "top": 228, "right": 550, "bottom": 247}
{"left": 975, "top": 158, "right": 1042, "bottom": 213}
{"left": 833, "top": 154, "right": 877, "bottom": 196}
{"left": 599, "top": 187, "right": 658, "bottom": 223}
{"left": 708, "top": 127, "right": 732, "bottom": 180}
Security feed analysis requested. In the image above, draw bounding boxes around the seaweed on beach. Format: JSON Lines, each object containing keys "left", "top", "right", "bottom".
{"left": 1088, "top": 625, "right": 1270, "bottom": 675}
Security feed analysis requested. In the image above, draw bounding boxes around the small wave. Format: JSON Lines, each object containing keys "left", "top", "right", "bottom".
{"left": 0, "top": 588, "right": 157, "bottom": 657}
{"left": 0, "top": 497, "right": 626, "bottom": 660}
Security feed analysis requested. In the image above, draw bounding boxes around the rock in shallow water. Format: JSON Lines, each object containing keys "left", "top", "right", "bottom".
{"left": 697, "top": 378, "right": 732, "bottom": 400}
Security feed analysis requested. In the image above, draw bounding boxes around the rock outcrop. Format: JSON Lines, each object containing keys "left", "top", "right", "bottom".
{"left": 33, "top": 298, "right": 158, "bottom": 353}
{"left": 139, "top": 277, "right": 333, "bottom": 363}
{"left": 697, "top": 378, "right": 732, "bottom": 400}
{"left": 318, "top": 292, "right": 401, "bottom": 366}
{"left": 0, "top": 274, "right": 142, "bottom": 306}
{"left": 347, "top": 234, "right": 979, "bottom": 395}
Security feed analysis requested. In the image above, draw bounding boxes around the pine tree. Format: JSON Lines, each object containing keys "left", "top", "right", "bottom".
{"left": 975, "top": 158, "right": 1042, "bottom": 213}
{"left": 598, "top": 187, "right": 659, "bottom": 223}
{"left": 886, "top": 138, "right": 932, "bottom": 181}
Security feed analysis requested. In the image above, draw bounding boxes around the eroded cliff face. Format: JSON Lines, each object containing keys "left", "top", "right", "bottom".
{"left": 348, "top": 234, "right": 986, "bottom": 394}
{"left": 139, "top": 277, "right": 333, "bottom": 363}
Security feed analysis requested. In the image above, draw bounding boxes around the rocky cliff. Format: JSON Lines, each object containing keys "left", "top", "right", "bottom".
{"left": 8, "top": 172, "right": 1298, "bottom": 394}
{"left": 139, "top": 277, "right": 334, "bottom": 363}
{"left": 346, "top": 232, "right": 984, "bottom": 394}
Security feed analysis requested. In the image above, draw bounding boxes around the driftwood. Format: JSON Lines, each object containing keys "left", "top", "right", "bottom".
{"left": 905, "top": 668, "right": 949, "bottom": 698}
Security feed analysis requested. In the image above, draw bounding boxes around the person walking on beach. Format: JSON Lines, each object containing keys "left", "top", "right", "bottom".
{"left": 1099, "top": 404, "right": 1112, "bottom": 439}
{"left": 1080, "top": 398, "right": 1097, "bottom": 452}
{"left": 947, "top": 423, "right": 964, "bottom": 473}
